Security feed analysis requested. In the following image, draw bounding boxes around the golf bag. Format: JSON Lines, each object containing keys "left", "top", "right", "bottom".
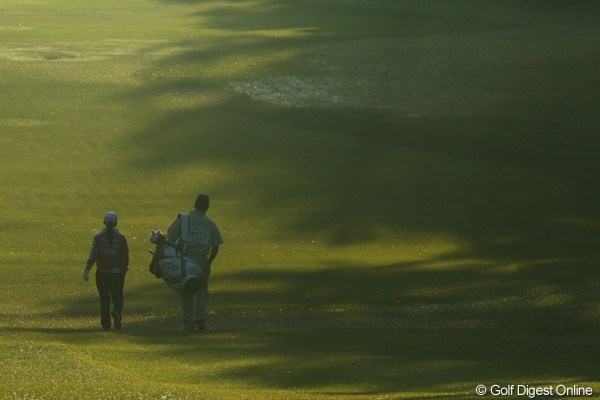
{"left": 149, "top": 230, "right": 204, "bottom": 293}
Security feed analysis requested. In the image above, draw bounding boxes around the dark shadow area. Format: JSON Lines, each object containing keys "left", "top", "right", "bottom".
{"left": 116, "top": 0, "right": 600, "bottom": 262}
{"left": 3, "top": 326, "right": 100, "bottom": 334}
{"left": 15, "top": 257, "right": 600, "bottom": 394}
{"left": 184, "top": 1, "right": 501, "bottom": 37}
{"left": 120, "top": 97, "right": 600, "bottom": 263}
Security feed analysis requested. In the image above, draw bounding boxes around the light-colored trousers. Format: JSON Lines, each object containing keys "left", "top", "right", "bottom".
{"left": 181, "top": 262, "right": 211, "bottom": 330}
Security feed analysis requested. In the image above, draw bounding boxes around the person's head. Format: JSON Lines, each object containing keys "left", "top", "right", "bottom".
{"left": 103, "top": 212, "right": 118, "bottom": 228}
{"left": 194, "top": 194, "right": 209, "bottom": 212}
{"left": 103, "top": 212, "right": 118, "bottom": 246}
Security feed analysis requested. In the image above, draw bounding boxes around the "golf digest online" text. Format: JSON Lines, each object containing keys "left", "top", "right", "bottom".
{"left": 475, "top": 384, "right": 593, "bottom": 398}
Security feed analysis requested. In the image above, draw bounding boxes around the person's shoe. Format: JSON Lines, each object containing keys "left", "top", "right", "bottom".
{"left": 196, "top": 321, "right": 206, "bottom": 331}
{"left": 112, "top": 310, "right": 122, "bottom": 330}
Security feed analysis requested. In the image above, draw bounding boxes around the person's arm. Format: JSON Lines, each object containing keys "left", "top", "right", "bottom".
{"left": 208, "top": 245, "right": 219, "bottom": 265}
{"left": 208, "top": 222, "right": 223, "bottom": 265}
{"left": 122, "top": 237, "right": 129, "bottom": 271}
{"left": 166, "top": 215, "right": 181, "bottom": 242}
{"left": 83, "top": 236, "right": 98, "bottom": 281}
{"left": 85, "top": 236, "right": 99, "bottom": 271}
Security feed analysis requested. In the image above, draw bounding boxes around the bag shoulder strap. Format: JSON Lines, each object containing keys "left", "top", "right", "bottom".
{"left": 179, "top": 213, "right": 189, "bottom": 252}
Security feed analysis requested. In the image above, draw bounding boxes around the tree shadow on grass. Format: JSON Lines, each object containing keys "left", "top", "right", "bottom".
{"left": 16, "top": 255, "right": 599, "bottom": 395}
{"left": 115, "top": 0, "right": 600, "bottom": 259}
{"left": 3, "top": 326, "right": 100, "bottom": 334}
{"left": 120, "top": 96, "right": 600, "bottom": 264}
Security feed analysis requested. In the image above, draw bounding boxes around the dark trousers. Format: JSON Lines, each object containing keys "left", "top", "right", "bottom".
{"left": 95, "top": 271, "right": 126, "bottom": 329}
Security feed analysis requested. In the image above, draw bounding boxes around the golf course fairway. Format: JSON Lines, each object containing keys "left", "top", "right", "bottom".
{"left": 1, "top": 0, "right": 599, "bottom": 399}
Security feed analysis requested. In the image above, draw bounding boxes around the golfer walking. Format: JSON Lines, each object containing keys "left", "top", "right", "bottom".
{"left": 167, "top": 194, "right": 223, "bottom": 332}
{"left": 83, "top": 212, "right": 129, "bottom": 331}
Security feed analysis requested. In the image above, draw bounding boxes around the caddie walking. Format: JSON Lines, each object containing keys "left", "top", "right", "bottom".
{"left": 167, "top": 194, "right": 223, "bottom": 332}
{"left": 83, "top": 212, "right": 129, "bottom": 331}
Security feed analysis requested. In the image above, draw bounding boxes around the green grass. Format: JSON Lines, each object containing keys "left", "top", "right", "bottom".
{"left": 1, "top": 0, "right": 600, "bottom": 398}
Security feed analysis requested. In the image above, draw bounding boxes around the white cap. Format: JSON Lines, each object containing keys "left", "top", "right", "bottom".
{"left": 103, "top": 212, "right": 118, "bottom": 226}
